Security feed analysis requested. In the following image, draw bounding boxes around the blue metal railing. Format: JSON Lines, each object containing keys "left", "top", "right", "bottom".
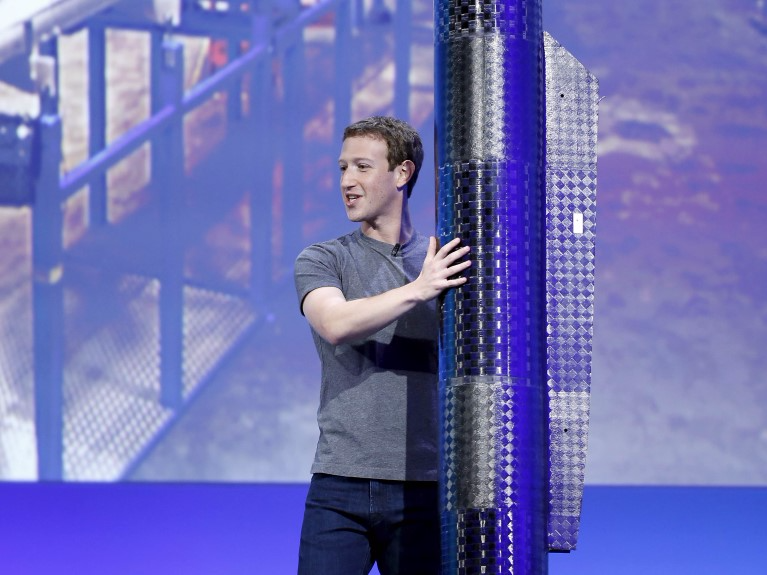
{"left": 30, "top": 0, "right": 378, "bottom": 480}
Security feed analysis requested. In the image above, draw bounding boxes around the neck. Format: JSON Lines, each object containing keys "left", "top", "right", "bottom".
{"left": 361, "top": 196, "right": 413, "bottom": 246}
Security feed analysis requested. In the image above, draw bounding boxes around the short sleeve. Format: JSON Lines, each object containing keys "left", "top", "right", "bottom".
{"left": 294, "top": 243, "right": 344, "bottom": 314}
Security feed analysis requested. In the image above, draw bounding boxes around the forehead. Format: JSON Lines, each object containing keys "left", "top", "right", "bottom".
{"left": 339, "top": 135, "right": 389, "bottom": 161}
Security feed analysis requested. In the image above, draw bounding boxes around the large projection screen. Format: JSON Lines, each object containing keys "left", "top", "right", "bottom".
{"left": 0, "top": 0, "right": 765, "bottom": 484}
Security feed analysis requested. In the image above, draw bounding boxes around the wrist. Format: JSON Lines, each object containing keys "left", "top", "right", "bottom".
{"left": 401, "top": 279, "right": 425, "bottom": 305}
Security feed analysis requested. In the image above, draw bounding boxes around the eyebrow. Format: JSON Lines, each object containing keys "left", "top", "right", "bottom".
{"left": 338, "top": 156, "right": 376, "bottom": 165}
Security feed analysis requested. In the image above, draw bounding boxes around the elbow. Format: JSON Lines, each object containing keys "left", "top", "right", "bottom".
{"left": 318, "top": 318, "right": 366, "bottom": 346}
{"left": 312, "top": 320, "right": 351, "bottom": 346}
{"left": 303, "top": 294, "right": 359, "bottom": 346}
{"left": 319, "top": 328, "right": 352, "bottom": 347}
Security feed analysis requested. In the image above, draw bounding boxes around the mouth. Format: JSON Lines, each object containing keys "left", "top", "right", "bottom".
{"left": 345, "top": 194, "right": 361, "bottom": 207}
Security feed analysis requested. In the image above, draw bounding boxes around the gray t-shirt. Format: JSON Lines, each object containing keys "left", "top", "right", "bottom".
{"left": 294, "top": 229, "right": 438, "bottom": 481}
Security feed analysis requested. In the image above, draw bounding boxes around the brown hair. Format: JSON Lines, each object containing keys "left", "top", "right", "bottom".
{"left": 343, "top": 116, "right": 424, "bottom": 197}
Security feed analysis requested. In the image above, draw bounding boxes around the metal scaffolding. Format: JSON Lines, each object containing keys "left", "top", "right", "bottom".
{"left": 0, "top": 0, "right": 420, "bottom": 481}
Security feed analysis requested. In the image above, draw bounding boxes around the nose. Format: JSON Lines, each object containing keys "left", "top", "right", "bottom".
{"left": 340, "top": 169, "right": 355, "bottom": 189}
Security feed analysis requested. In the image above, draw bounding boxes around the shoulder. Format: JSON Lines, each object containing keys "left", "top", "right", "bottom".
{"left": 294, "top": 231, "right": 361, "bottom": 312}
{"left": 294, "top": 231, "right": 365, "bottom": 288}
{"left": 296, "top": 232, "right": 353, "bottom": 266}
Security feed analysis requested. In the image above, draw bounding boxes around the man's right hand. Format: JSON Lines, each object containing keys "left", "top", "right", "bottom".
{"left": 411, "top": 236, "right": 471, "bottom": 303}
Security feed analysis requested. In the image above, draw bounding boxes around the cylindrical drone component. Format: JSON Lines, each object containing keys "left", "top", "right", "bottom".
{"left": 435, "top": 1, "right": 548, "bottom": 573}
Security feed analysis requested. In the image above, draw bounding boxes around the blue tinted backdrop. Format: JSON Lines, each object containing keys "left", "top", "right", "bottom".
{"left": 0, "top": 0, "right": 764, "bottom": 485}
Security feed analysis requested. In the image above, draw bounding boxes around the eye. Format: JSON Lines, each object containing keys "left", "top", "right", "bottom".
{"left": 358, "top": 164, "right": 370, "bottom": 171}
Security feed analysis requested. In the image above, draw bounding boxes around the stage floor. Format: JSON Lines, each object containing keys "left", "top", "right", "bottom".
{"left": 1, "top": 483, "right": 764, "bottom": 574}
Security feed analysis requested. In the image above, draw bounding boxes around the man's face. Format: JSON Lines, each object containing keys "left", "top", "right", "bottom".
{"left": 338, "top": 135, "right": 404, "bottom": 227}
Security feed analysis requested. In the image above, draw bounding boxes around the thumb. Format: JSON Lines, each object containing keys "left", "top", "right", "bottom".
{"left": 428, "top": 236, "right": 438, "bottom": 258}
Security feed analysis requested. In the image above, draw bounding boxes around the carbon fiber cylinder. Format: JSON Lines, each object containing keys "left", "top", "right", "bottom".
{"left": 435, "top": 1, "right": 548, "bottom": 573}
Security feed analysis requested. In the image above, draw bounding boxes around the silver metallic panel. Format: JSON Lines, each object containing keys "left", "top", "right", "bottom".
{"left": 442, "top": 376, "right": 546, "bottom": 510}
{"left": 436, "top": 3, "right": 547, "bottom": 572}
{"left": 543, "top": 31, "right": 599, "bottom": 552}
{"left": 439, "top": 35, "right": 509, "bottom": 160}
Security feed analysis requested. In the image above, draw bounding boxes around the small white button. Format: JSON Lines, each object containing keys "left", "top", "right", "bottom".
{"left": 573, "top": 211, "right": 584, "bottom": 234}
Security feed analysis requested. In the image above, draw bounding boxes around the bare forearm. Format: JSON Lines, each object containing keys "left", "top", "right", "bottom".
{"left": 303, "top": 236, "right": 470, "bottom": 346}
{"left": 309, "top": 282, "right": 422, "bottom": 345}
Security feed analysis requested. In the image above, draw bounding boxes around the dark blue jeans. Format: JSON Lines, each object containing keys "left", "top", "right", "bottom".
{"left": 298, "top": 473, "right": 440, "bottom": 575}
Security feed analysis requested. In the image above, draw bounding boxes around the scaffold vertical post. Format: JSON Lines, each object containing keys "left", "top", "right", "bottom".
{"left": 33, "top": 37, "right": 65, "bottom": 480}
{"left": 282, "top": 23, "right": 305, "bottom": 261}
{"left": 393, "top": 0, "right": 411, "bottom": 121}
{"left": 88, "top": 23, "right": 108, "bottom": 226}
{"left": 156, "top": 39, "right": 185, "bottom": 409}
{"left": 334, "top": 0, "right": 352, "bottom": 144}
{"left": 249, "top": 10, "right": 273, "bottom": 309}
{"left": 150, "top": 29, "right": 164, "bottom": 179}
{"left": 228, "top": 34, "right": 244, "bottom": 120}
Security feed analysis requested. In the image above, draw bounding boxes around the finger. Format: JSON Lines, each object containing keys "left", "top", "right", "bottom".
{"left": 427, "top": 235, "right": 438, "bottom": 258}
{"left": 446, "top": 275, "right": 468, "bottom": 287}
{"left": 447, "top": 259, "right": 472, "bottom": 273}
{"left": 443, "top": 245, "right": 471, "bottom": 264}
{"left": 436, "top": 237, "right": 462, "bottom": 257}
{"left": 443, "top": 260, "right": 471, "bottom": 282}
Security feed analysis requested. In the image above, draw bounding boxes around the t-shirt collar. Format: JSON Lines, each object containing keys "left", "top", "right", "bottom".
{"left": 354, "top": 228, "right": 419, "bottom": 257}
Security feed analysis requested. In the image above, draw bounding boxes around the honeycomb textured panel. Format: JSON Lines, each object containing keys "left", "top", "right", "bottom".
{"left": 436, "top": 1, "right": 549, "bottom": 572}
{"left": 440, "top": 376, "right": 547, "bottom": 573}
{"left": 543, "top": 31, "right": 599, "bottom": 552}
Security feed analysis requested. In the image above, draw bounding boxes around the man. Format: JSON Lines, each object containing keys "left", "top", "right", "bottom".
{"left": 293, "top": 116, "right": 470, "bottom": 574}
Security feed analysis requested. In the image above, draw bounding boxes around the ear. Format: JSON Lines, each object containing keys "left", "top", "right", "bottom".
{"left": 396, "top": 160, "right": 415, "bottom": 190}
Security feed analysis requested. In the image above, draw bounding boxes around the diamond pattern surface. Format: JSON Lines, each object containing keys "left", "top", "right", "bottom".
{"left": 436, "top": 0, "right": 543, "bottom": 41}
{"left": 436, "top": 1, "right": 549, "bottom": 572}
{"left": 543, "top": 31, "right": 599, "bottom": 551}
{"left": 440, "top": 376, "right": 547, "bottom": 574}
